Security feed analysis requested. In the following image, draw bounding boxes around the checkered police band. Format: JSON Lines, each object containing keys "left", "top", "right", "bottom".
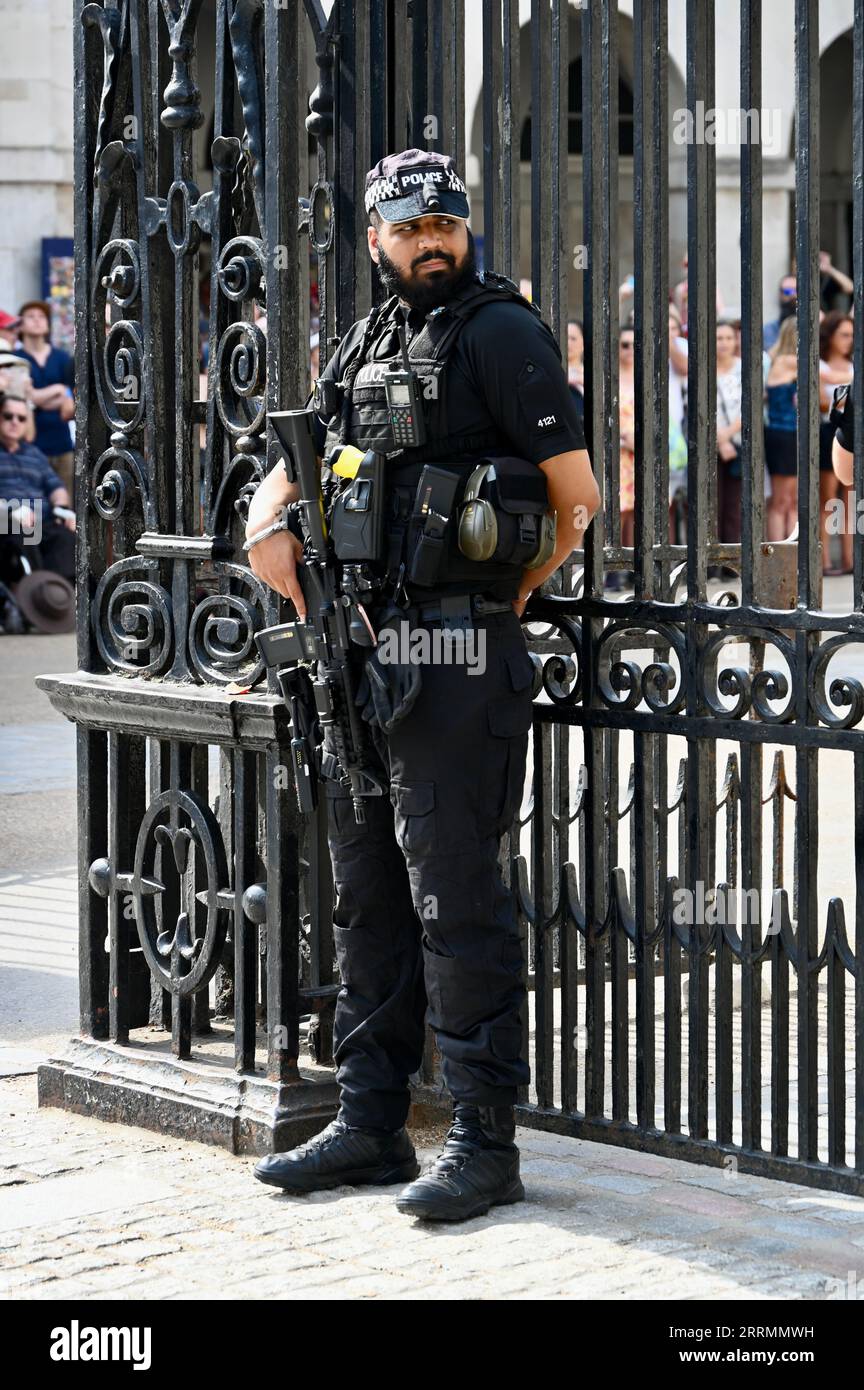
{"left": 364, "top": 164, "right": 468, "bottom": 215}
{"left": 364, "top": 173, "right": 402, "bottom": 213}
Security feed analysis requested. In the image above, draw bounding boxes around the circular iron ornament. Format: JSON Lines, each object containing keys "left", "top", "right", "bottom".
{"left": 701, "top": 628, "right": 797, "bottom": 724}
{"left": 808, "top": 636, "right": 864, "bottom": 729}
{"left": 133, "top": 789, "right": 230, "bottom": 998}
{"left": 541, "top": 650, "right": 580, "bottom": 704}
{"left": 95, "top": 237, "right": 141, "bottom": 311}
{"left": 518, "top": 602, "right": 584, "bottom": 706}
{"left": 187, "top": 561, "right": 269, "bottom": 685}
{"left": 92, "top": 240, "right": 145, "bottom": 434}
{"left": 90, "top": 444, "right": 150, "bottom": 524}
{"left": 308, "top": 180, "right": 335, "bottom": 253}
{"left": 750, "top": 665, "right": 794, "bottom": 722}
{"left": 102, "top": 319, "right": 146, "bottom": 433}
{"left": 92, "top": 557, "right": 173, "bottom": 676}
{"left": 642, "top": 658, "right": 681, "bottom": 713}
{"left": 188, "top": 592, "right": 264, "bottom": 685}
{"left": 596, "top": 621, "right": 687, "bottom": 715}
{"left": 216, "top": 236, "right": 265, "bottom": 302}
{"left": 92, "top": 466, "right": 132, "bottom": 520}
{"left": 749, "top": 633, "right": 796, "bottom": 724}
{"left": 599, "top": 658, "right": 641, "bottom": 710}
{"left": 165, "top": 179, "right": 202, "bottom": 256}
{"left": 214, "top": 320, "right": 266, "bottom": 438}
{"left": 700, "top": 631, "right": 753, "bottom": 720}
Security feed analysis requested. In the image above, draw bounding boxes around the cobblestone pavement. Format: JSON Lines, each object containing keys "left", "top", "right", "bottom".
{"left": 2, "top": 1071, "right": 863, "bottom": 1301}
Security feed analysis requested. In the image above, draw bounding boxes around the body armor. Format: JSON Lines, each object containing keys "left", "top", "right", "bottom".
{"left": 321, "top": 271, "right": 561, "bottom": 601}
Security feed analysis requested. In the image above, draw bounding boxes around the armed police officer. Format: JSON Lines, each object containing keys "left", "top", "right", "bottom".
{"left": 246, "top": 149, "right": 600, "bottom": 1221}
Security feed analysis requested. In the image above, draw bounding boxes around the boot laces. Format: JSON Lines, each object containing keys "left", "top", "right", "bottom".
{"left": 432, "top": 1119, "right": 487, "bottom": 1175}
{"left": 296, "top": 1118, "right": 348, "bottom": 1155}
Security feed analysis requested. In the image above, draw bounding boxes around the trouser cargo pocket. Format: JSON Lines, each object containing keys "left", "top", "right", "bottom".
{"left": 390, "top": 779, "right": 436, "bottom": 854}
{"left": 487, "top": 678, "right": 532, "bottom": 832}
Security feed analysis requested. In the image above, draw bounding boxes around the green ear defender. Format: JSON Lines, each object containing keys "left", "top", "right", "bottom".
{"left": 457, "top": 462, "right": 498, "bottom": 560}
{"left": 524, "top": 510, "right": 557, "bottom": 568}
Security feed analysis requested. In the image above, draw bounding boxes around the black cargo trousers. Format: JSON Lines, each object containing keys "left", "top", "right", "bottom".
{"left": 320, "top": 603, "right": 534, "bottom": 1132}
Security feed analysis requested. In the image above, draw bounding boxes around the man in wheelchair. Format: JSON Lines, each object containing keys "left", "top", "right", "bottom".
{"left": 0, "top": 391, "right": 75, "bottom": 634}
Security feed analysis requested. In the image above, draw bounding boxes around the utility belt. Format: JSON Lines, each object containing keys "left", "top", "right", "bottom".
{"left": 327, "top": 448, "right": 556, "bottom": 599}
{"left": 414, "top": 592, "right": 514, "bottom": 624}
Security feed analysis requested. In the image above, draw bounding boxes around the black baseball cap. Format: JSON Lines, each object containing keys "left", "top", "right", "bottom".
{"left": 364, "top": 148, "right": 470, "bottom": 223}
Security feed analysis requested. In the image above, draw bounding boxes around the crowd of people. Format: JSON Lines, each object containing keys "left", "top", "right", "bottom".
{"left": 0, "top": 301, "right": 77, "bottom": 633}
{"left": 563, "top": 252, "right": 856, "bottom": 582}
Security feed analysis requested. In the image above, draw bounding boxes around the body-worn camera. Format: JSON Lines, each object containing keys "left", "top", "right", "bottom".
{"left": 313, "top": 376, "right": 341, "bottom": 419}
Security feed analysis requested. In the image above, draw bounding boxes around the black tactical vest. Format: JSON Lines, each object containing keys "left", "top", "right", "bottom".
{"left": 322, "top": 270, "right": 562, "bottom": 601}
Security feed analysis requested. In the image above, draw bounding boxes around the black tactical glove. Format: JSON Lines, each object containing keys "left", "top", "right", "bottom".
{"left": 353, "top": 600, "right": 423, "bottom": 733}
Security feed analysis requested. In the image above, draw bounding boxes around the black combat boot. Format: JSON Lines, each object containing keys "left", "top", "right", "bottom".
{"left": 395, "top": 1102, "right": 524, "bottom": 1221}
{"left": 253, "top": 1114, "right": 420, "bottom": 1193}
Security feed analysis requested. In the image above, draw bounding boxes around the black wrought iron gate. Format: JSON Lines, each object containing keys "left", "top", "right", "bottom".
{"left": 38, "top": 0, "right": 864, "bottom": 1192}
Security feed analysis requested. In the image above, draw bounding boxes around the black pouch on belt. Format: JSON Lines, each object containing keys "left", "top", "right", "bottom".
{"left": 407, "top": 465, "right": 462, "bottom": 586}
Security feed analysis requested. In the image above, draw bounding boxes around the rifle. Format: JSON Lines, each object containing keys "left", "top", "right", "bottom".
{"left": 254, "top": 407, "right": 387, "bottom": 825}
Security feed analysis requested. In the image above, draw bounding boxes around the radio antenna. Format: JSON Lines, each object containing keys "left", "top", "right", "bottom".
{"left": 397, "top": 307, "right": 412, "bottom": 372}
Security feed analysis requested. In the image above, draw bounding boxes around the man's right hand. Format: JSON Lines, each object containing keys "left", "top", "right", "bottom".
{"left": 246, "top": 529, "right": 307, "bottom": 619}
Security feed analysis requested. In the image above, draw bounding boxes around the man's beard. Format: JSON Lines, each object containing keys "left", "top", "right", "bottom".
{"left": 375, "top": 229, "right": 478, "bottom": 313}
{"left": 779, "top": 297, "right": 797, "bottom": 321}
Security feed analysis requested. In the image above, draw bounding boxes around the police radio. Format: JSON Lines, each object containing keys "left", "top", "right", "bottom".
{"left": 383, "top": 312, "right": 427, "bottom": 449}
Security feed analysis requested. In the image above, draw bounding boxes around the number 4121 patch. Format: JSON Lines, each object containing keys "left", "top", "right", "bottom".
{"left": 517, "top": 358, "right": 566, "bottom": 437}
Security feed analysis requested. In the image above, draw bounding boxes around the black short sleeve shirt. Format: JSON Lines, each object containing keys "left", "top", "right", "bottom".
{"left": 311, "top": 294, "right": 587, "bottom": 466}
{"left": 452, "top": 300, "right": 586, "bottom": 464}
